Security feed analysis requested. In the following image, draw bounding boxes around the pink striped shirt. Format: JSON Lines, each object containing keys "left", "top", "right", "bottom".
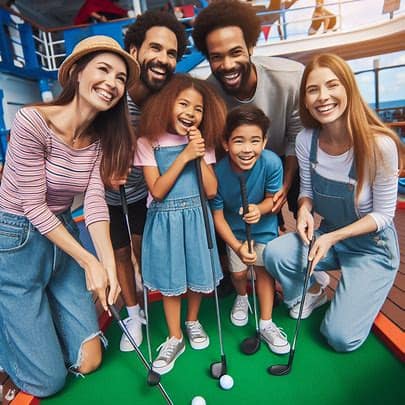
{"left": 0, "top": 107, "right": 109, "bottom": 234}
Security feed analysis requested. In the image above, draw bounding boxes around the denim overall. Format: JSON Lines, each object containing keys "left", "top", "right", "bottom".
{"left": 141, "top": 144, "right": 223, "bottom": 296}
{"left": 264, "top": 130, "right": 399, "bottom": 352}
{"left": 0, "top": 210, "right": 101, "bottom": 396}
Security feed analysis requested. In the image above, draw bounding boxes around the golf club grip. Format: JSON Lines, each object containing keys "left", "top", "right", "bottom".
{"left": 108, "top": 303, "right": 121, "bottom": 321}
{"left": 119, "top": 185, "right": 129, "bottom": 216}
{"left": 195, "top": 158, "right": 213, "bottom": 249}
{"left": 239, "top": 176, "right": 252, "bottom": 254}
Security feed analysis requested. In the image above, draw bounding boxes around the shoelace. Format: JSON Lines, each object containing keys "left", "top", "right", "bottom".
{"left": 263, "top": 323, "right": 288, "bottom": 339}
{"left": 125, "top": 312, "right": 147, "bottom": 327}
{"left": 155, "top": 338, "right": 179, "bottom": 360}
{"left": 187, "top": 322, "right": 205, "bottom": 339}
{"left": 233, "top": 296, "right": 253, "bottom": 314}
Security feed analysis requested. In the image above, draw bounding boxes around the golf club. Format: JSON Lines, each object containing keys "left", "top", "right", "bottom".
{"left": 267, "top": 238, "right": 315, "bottom": 376}
{"left": 239, "top": 175, "right": 261, "bottom": 355}
{"left": 194, "top": 159, "right": 227, "bottom": 379}
{"left": 108, "top": 304, "right": 174, "bottom": 404}
{"left": 119, "top": 186, "right": 153, "bottom": 376}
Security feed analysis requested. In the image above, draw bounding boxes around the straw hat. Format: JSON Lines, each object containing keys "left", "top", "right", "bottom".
{"left": 58, "top": 35, "right": 139, "bottom": 88}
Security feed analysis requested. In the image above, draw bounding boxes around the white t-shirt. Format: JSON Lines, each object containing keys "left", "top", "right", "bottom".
{"left": 296, "top": 128, "right": 399, "bottom": 231}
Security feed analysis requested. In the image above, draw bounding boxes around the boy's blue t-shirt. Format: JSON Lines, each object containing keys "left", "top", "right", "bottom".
{"left": 211, "top": 150, "right": 283, "bottom": 244}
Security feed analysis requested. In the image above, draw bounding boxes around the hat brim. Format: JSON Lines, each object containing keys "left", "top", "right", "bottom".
{"left": 58, "top": 44, "right": 139, "bottom": 89}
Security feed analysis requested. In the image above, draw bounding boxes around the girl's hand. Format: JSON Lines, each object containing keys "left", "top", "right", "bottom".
{"left": 297, "top": 205, "right": 314, "bottom": 245}
{"left": 240, "top": 204, "right": 261, "bottom": 224}
{"left": 308, "top": 233, "right": 337, "bottom": 271}
{"left": 182, "top": 127, "right": 205, "bottom": 162}
{"left": 237, "top": 240, "right": 257, "bottom": 265}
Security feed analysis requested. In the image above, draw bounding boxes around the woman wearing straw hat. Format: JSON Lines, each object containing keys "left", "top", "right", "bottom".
{"left": 0, "top": 35, "right": 139, "bottom": 397}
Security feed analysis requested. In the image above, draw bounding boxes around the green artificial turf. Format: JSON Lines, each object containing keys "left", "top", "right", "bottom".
{"left": 42, "top": 295, "right": 404, "bottom": 405}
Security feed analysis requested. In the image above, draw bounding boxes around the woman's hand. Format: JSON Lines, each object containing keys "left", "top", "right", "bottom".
{"left": 104, "top": 265, "right": 121, "bottom": 306}
{"left": 182, "top": 127, "right": 205, "bottom": 162}
{"left": 240, "top": 204, "right": 261, "bottom": 224}
{"left": 83, "top": 256, "right": 110, "bottom": 311}
{"left": 308, "top": 233, "right": 337, "bottom": 271}
{"left": 237, "top": 240, "right": 257, "bottom": 265}
{"left": 297, "top": 205, "right": 314, "bottom": 245}
{"left": 83, "top": 257, "right": 121, "bottom": 312}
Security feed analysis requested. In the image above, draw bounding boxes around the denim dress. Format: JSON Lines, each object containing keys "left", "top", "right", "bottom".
{"left": 141, "top": 144, "right": 223, "bottom": 296}
{"left": 264, "top": 130, "right": 399, "bottom": 352}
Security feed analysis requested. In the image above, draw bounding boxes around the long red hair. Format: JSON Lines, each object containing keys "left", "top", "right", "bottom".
{"left": 299, "top": 53, "right": 404, "bottom": 199}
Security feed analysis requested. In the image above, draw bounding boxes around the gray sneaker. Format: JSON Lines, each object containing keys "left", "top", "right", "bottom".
{"left": 152, "top": 336, "right": 185, "bottom": 375}
{"left": 185, "top": 320, "right": 210, "bottom": 350}
{"left": 230, "top": 295, "right": 251, "bottom": 326}
{"left": 260, "top": 321, "right": 290, "bottom": 355}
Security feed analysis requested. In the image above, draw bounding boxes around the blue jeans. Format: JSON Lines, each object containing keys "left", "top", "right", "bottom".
{"left": 263, "top": 229, "right": 398, "bottom": 352}
{"left": 0, "top": 210, "right": 102, "bottom": 397}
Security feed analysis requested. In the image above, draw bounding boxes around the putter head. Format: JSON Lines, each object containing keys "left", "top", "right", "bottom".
{"left": 240, "top": 336, "right": 260, "bottom": 355}
{"left": 147, "top": 369, "right": 161, "bottom": 386}
{"left": 210, "top": 359, "right": 227, "bottom": 379}
{"left": 267, "top": 364, "right": 291, "bottom": 376}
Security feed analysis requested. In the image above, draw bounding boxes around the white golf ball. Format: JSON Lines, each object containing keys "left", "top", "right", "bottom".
{"left": 219, "top": 374, "right": 234, "bottom": 390}
{"left": 191, "top": 396, "right": 206, "bottom": 405}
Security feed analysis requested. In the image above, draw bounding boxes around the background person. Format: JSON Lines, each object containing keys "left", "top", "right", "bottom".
{"left": 0, "top": 36, "right": 139, "bottom": 396}
{"left": 105, "top": 10, "right": 188, "bottom": 352}
{"left": 264, "top": 53, "right": 403, "bottom": 351}
{"left": 74, "top": 0, "right": 128, "bottom": 25}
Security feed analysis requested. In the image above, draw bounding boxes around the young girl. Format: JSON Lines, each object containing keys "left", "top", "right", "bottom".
{"left": 211, "top": 105, "right": 290, "bottom": 354}
{"left": 135, "top": 74, "right": 227, "bottom": 375}
{"left": 0, "top": 36, "right": 139, "bottom": 396}
{"left": 264, "top": 53, "right": 403, "bottom": 352}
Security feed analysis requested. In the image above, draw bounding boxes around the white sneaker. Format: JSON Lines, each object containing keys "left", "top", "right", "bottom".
{"left": 260, "top": 321, "right": 290, "bottom": 354}
{"left": 185, "top": 320, "right": 210, "bottom": 350}
{"left": 119, "top": 314, "right": 146, "bottom": 352}
{"left": 313, "top": 271, "right": 330, "bottom": 288}
{"left": 230, "top": 295, "right": 251, "bottom": 326}
{"left": 289, "top": 289, "right": 328, "bottom": 320}
{"left": 152, "top": 336, "right": 186, "bottom": 375}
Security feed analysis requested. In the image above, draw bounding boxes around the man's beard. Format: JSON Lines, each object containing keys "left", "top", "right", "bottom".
{"left": 213, "top": 60, "right": 252, "bottom": 97}
{"left": 140, "top": 60, "right": 174, "bottom": 93}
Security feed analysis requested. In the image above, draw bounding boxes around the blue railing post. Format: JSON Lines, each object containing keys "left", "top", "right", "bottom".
{"left": 0, "top": 89, "right": 8, "bottom": 167}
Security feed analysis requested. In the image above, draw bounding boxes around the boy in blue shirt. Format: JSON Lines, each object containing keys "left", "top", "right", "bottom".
{"left": 211, "top": 105, "right": 290, "bottom": 354}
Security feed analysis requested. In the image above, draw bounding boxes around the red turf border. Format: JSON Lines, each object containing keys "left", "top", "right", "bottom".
{"left": 372, "top": 312, "right": 405, "bottom": 363}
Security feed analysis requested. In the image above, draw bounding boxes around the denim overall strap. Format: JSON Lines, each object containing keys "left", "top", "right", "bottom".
{"left": 309, "top": 129, "right": 358, "bottom": 231}
{"left": 153, "top": 144, "right": 199, "bottom": 201}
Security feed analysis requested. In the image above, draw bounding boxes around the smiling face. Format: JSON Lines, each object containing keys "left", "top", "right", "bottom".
{"left": 135, "top": 26, "right": 178, "bottom": 93}
{"left": 206, "top": 26, "right": 255, "bottom": 99}
{"left": 304, "top": 66, "right": 348, "bottom": 127}
{"left": 224, "top": 124, "right": 266, "bottom": 173}
{"left": 171, "top": 87, "right": 204, "bottom": 136}
{"left": 77, "top": 52, "right": 127, "bottom": 112}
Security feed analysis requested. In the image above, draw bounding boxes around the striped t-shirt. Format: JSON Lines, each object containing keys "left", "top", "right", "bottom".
{"left": 0, "top": 107, "right": 109, "bottom": 234}
{"left": 104, "top": 95, "right": 148, "bottom": 206}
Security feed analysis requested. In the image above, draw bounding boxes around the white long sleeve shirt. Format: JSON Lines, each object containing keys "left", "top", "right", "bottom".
{"left": 296, "top": 128, "right": 399, "bottom": 231}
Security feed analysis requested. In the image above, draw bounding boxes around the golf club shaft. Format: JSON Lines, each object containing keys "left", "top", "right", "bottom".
{"left": 109, "top": 305, "right": 173, "bottom": 405}
{"left": 290, "top": 239, "right": 314, "bottom": 350}
{"left": 194, "top": 159, "right": 226, "bottom": 357}
{"left": 119, "top": 186, "right": 153, "bottom": 364}
{"left": 239, "top": 176, "right": 259, "bottom": 333}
